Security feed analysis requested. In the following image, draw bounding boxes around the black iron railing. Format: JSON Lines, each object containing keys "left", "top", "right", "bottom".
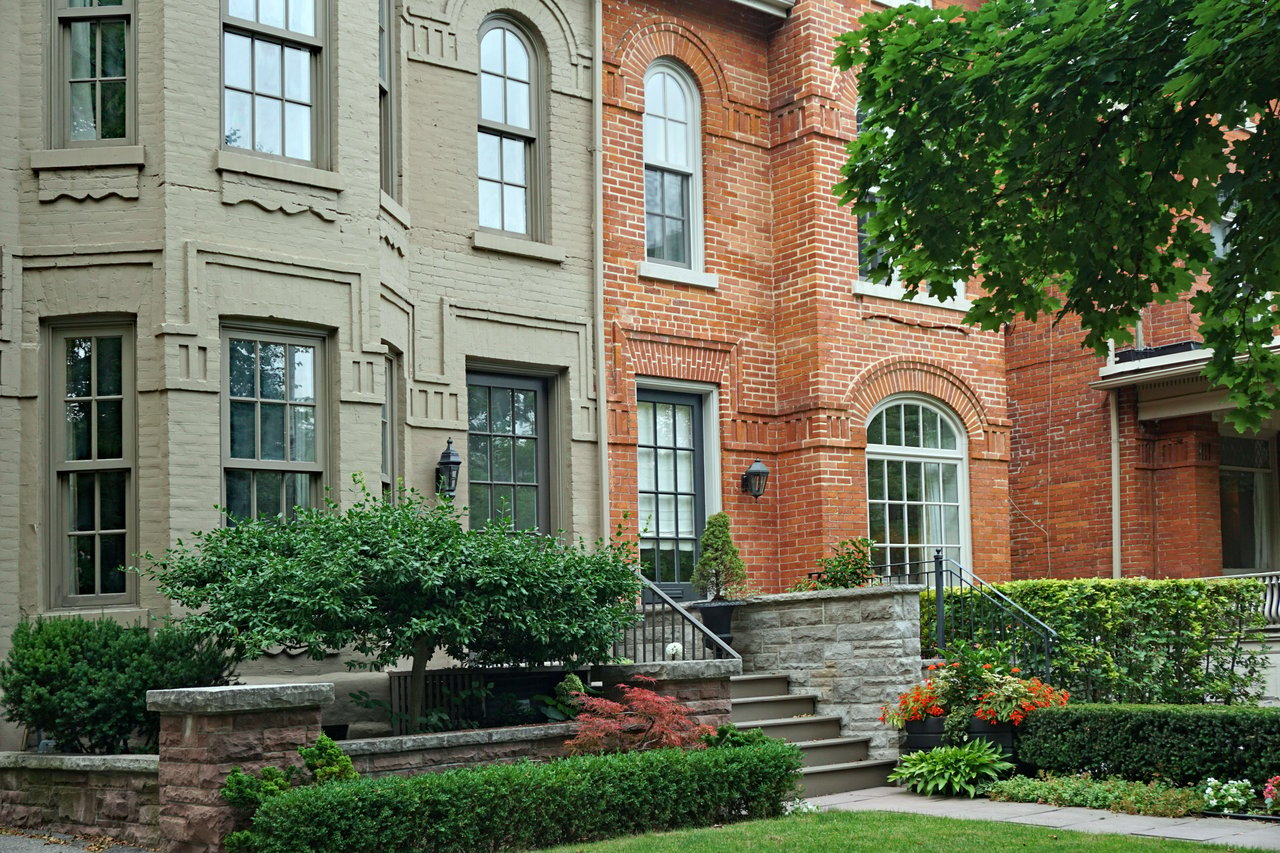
{"left": 613, "top": 574, "right": 741, "bottom": 663}
{"left": 813, "top": 549, "right": 1057, "bottom": 680}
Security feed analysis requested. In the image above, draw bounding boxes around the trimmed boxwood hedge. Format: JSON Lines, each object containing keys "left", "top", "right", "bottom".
{"left": 227, "top": 741, "right": 803, "bottom": 853}
{"left": 1018, "top": 704, "right": 1280, "bottom": 786}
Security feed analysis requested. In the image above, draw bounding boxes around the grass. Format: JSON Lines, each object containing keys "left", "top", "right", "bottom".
{"left": 539, "top": 810, "right": 1273, "bottom": 852}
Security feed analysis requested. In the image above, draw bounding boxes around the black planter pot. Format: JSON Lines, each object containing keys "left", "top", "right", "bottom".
{"left": 903, "top": 714, "right": 1016, "bottom": 758}
{"left": 692, "top": 599, "right": 741, "bottom": 657}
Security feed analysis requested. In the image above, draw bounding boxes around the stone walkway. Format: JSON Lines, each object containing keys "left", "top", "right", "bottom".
{"left": 0, "top": 828, "right": 153, "bottom": 853}
{"left": 811, "top": 787, "right": 1280, "bottom": 850}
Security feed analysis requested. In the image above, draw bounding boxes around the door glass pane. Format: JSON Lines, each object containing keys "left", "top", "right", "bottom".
{"left": 657, "top": 543, "right": 676, "bottom": 583}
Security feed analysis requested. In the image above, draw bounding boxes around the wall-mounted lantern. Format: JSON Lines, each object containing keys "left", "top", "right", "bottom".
{"left": 740, "top": 459, "right": 770, "bottom": 500}
{"left": 435, "top": 437, "right": 462, "bottom": 498}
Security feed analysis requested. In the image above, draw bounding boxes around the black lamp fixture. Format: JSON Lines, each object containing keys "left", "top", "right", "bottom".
{"left": 740, "top": 459, "right": 770, "bottom": 500}
{"left": 435, "top": 437, "right": 462, "bottom": 498}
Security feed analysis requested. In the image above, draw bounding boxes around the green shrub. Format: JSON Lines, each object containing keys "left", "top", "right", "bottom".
{"left": 230, "top": 741, "right": 802, "bottom": 853}
{"left": 691, "top": 513, "right": 747, "bottom": 600}
{"left": 921, "top": 578, "right": 1267, "bottom": 704}
{"left": 887, "top": 739, "right": 1013, "bottom": 797}
{"left": 700, "top": 723, "right": 778, "bottom": 749}
{"left": 1018, "top": 703, "right": 1280, "bottom": 786}
{"left": 987, "top": 773, "right": 1205, "bottom": 817}
{"left": 0, "top": 617, "right": 235, "bottom": 753}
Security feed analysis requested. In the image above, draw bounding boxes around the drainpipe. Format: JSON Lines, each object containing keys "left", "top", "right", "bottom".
{"left": 592, "top": 0, "right": 610, "bottom": 538}
{"left": 1110, "top": 389, "right": 1122, "bottom": 579}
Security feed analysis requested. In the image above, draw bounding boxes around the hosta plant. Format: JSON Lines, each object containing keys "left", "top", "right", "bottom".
{"left": 887, "top": 739, "right": 1014, "bottom": 797}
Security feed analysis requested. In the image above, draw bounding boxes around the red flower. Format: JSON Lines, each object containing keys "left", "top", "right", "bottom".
{"left": 982, "top": 663, "right": 992, "bottom": 669}
{"left": 1011, "top": 668, "right": 1022, "bottom": 674}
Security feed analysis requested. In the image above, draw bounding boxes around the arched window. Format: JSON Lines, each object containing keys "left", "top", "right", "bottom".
{"left": 478, "top": 18, "right": 537, "bottom": 235}
{"left": 865, "top": 397, "right": 969, "bottom": 572}
{"left": 643, "top": 61, "right": 701, "bottom": 270}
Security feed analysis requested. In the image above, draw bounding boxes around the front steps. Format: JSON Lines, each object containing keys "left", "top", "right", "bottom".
{"left": 730, "top": 673, "right": 897, "bottom": 798}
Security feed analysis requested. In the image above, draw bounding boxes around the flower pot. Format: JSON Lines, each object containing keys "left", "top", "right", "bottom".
{"left": 903, "top": 714, "right": 1016, "bottom": 758}
{"left": 691, "top": 599, "right": 740, "bottom": 657}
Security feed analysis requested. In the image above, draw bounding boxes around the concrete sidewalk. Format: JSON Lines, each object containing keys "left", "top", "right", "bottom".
{"left": 810, "top": 786, "right": 1280, "bottom": 850}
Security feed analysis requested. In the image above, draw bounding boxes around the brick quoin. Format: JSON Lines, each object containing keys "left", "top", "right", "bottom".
{"left": 603, "top": 0, "right": 1009, "bottom": 591}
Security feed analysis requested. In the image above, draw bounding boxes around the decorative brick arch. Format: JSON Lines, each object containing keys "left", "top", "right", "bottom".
{"left": 610, "top": 18, "right": 729, "bottom": 134}
{"left": 845, "top": 357, "right": 990, "bottom": 446}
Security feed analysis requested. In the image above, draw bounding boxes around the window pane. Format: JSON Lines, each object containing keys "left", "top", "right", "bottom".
{"left": 100, "top": 81, "right": 126, "bottom": 138}
{"left": 491, "top": 486, "right": 513, "bottom": 521}
{"left": 477, "top": 132, "right": 501, "bottom": 180}
{"left": 646, "top": 72, "right": 665, "bottom": 116}
{"left": 468, "top": 386, "right": 489, "bottom": 431}
{"left": 904, "top": 405, "right": 921, "bottom": 446}
{"left": 478, "top": 181, "right": 502, "bottom": 229}
{"left": 923, "top": 410, "right": 939, "bottom": 448}
{"left": 677, "top": 495, "right": 694, "bottom": 538}
{"left": 70, "top": 82, "right": 98, "bottom": 141}
{"left": 479, "top": 29, "right": 503, "bottom": 74}
{"left": 230, "top": 401, "right": 257, "bottom": 458}
{"left": 514, "top": 438, "right": 537, "bottom": 483}
{"left": 638, "top": 447, "right": 655, "bottom": 491}
{"left": 480, "top": 73, "right": 504, "bottom": 123}
{"left": 71, "top": 473, "right": 95, "bottom": 532}
{"left": 491, "top": 389, "right": 513, "bottom": 433}
{"left": 101, "top": 21, "right": 126, "bottom": 78}
{"left": 924, "top": 462, "right": 941, "bottom": 502}
{"left": 229, "top": 0, "right": 255, "bottom": 20}
{"left": 643, "top": 114, "right": 664, "bottom": 165}
{"left": 646, "top": 213, "right": 664, "bottom": 260}
{"left": 886, "top": 459, "right": 903, "bottom": 501}
{"left": 284, "top": 103, "right": 311, "bottom": 160}
{"left": 664, "top": 216, "right": 687, "bottom": 265}
{"left": 658, "top": 494, "right": 675, "bottom": 536}
{"left": 656, "top": 404, "right": 674, "bottom": 445}
{"left": 224, "top": 33, "right": 253, "bottom": 90}
{"left": 255, "top": 40, "right": 283, "bottom": 97}
{"left": 513, "top": 390, "right": 536, "bottom": 436}
{"left": 939, "top": 418, "right": 957, "bottom": 450}
{"left": 502, "top": 138, "right": 525, "bottom": 184}
{"left": 637, "top": 401, "right": 654, "bottom": 445}
{"left": 506, "top": 80, "right": 530, "bottom": 129}
{"left": 257, "top": 471, "right": 283, "bottom": 517}
{"left": 885, "top": 405, "right": 902, "bottom": 445}
{"left": 666, "top": 120, "right": 687, "bottom": 169}
{"left": 674, "top": 405, "right": 694, "bottom": 447}
{"left": 260, "top": 403, "right": 286, "bottom": 460}
{"left": 867, "top": 459, "right": 884, "bottom": 500}
{"left": 99, "top": 470, "right": 127, "bottom": 530}
{"left": 664, "top": 172, "right": 685, "bottom": 217}
{"left": 288, "top": 0, "right": 315, "bottom": 36}
{"left": 491, "top": 436, "right": 513, "bottom": 482}
{"left": 259, "top": 0, "right": 286, "bottom": 30}
{"left": 290, "top": 406, "right": 315, "bottom": 462}
{"left": 904, "top": 461, "right": 922, "bottom": 501}
{"left": 290, "top": 345, "right": 315, "bottom": 402}
{"left": 677, "top": 541, "right": 695, "bottom": 583}
{"left": 664, "top": 75, "right": 685, "bottom": 121}
{"left": 99, "top": 534, "right": 127, "bottom": 593}
{"left": 677, "top": 450, "right": 694, "bottom": 492}
{"left": 469, "top": 435, "right": 490, "bottom": 480}
{"left": 285, "top": 472, "right": 311, "bottom": 514}
{"left": 469, "top": 487, "right": 491, "bottom": 529}
{"left": 70, "top": 21, "right": 95, "bottom": 79}
{"left": 259, "top": 343, "right": 286, "bottom": 399}
{"left": 225, "top": 89, "right": 253, "bottom": 149}
{"left": 225, "top": 469, "right": 252, "bottom": 519}
{"left": 515, "top": 486, "right": 537, "bottom": 530}
{"left": 868, "top": 411, "right": 884, "bottom": 445}
{"left": 229, "top": 340, "right": 256, "bottom": 397}
{"left": 869, "top": 502, "right": 886, "bottom": 545}
{"left": 66, "top": 401, "right": 92, "bottom": 461}
{"left": 504, "top": 30, "right": 528, "bottom": 80}
{"left": 657, "top": 448, "right": 674, "bottom": 491}
{"left": 502, "top": 186, "right": 526, "bottom": 233}
{"left": 96, "top": 400, "right": 123, "bottom": 458}
{"left": 943, "top": 506, "right": 960, "bottom": 544}
{"left": 657, "top": 543, "right": 676, "bottom": 583}
{"left": 942, "top": 463, "right": 959, "bottom": 502}
{"left": 254, "top": 95, "right": 282, "bottom": 155}
{"left": 283, "top": 47, "right": 310, "bottom": 102}
{"left": 74, "top": 536, "right": 96, "bottom": 595}
{"left": 637, "top": 494, "right": 655, "bottom": 535}
{"left": 96, "top": 336, "right": 123, "bottom": 396}
{"left": 66, "top": 338, "right": 92, "bottom": 397}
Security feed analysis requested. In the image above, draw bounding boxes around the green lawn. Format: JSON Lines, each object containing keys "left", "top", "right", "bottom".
{"left": 540, "top": 810, "right": 1272, "bottom": 852}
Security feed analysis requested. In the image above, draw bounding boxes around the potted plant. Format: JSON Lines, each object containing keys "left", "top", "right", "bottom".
{"left": 690, "top": 512, "right": 748, "bottom": 650}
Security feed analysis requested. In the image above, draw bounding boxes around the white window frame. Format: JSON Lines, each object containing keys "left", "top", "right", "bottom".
{"left": 639, "top": 61, "right": 714, "bottom": 287}
{"left": 221, "top": 326, "right": 327, "bottom": 522}
{"left": 47, "top": 321, "right": 137, "bottom": 608}
{"left": 221, "top": 0, "right": 326, "bottom": 167}
{"left": 378, "top": 0, "right": 398, "bottom": 198}
{"left": 52, "top": 0, "right": 136, "bottom": 148}
{"left": 381, "top": 354, "right": 400, "bottom": 500}
{"left": 477, "top": 16, "right": 541, "bottom": 239}
{"left": 865, "top": 394, "right": 971, "bottom": 572}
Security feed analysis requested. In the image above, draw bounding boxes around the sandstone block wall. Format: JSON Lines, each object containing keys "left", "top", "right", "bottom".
{"left": 0, "top": 755, "right": 160, "bottom": 849}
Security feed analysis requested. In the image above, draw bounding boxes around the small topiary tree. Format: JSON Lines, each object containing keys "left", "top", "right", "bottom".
{"left": 691, "top": 512, "right": 747, "bottom": 601}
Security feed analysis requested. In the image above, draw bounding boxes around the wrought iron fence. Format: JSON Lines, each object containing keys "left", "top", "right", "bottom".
{"left": 613, "top": 574, "right": 741, "bottom": 663}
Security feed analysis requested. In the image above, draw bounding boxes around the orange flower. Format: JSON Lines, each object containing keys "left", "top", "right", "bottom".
{"left": 982, "top": 663, "right": 992, "bottom": 669}
{"left": 1011, "top": 668, "right": 1021, "bottom": 674}
{"left": 927, "top": 664, "right": 937, "bottom": 670}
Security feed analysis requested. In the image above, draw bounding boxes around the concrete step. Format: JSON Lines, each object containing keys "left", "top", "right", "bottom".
{"left": 730, "top": 694, "right": 816, "bottom": 724}
{"left": 793, "top": 736, "right": 871, "bottom": 768}
{"left": 799, "top": 759, "right": 898, "bottom": 797}
{"left": 730, "top": 673, "right": 791, "bottom": 700}
{"left": 737, "top": 714, "right": 843, "bottom": 743}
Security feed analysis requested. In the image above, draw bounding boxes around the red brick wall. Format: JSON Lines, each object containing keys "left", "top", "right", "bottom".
{"left": 603, "top": 0, "right": 1010, "bottom": 589}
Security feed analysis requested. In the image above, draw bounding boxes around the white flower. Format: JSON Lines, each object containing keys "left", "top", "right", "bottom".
{"left": 665, "top": 642, "right": 684, "bottom": 660}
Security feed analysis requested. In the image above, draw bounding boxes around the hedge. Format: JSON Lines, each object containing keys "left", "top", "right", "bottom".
{"left": 228, "top": 741, "right": 803, "bottom": 853}
{"left": 921, "top": 577, "right": 1267, "bottom": 704}
{"left": 1018, "top": 704, "right": 1280, "bottom": 786}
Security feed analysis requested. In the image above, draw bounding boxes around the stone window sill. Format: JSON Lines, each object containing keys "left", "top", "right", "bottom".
{"left": 380, "top": 191, "right": 411, "bottom": 229}
{"left": 851, "top": 278, "right": 970, "bottom": 312}
{"left": 30, "top": 145, "right": 145, "bottom": 171}
{"left": 637, "top": 261, "right": 719, "bottom": 289}
{"left": 471, "top": 230, "right": 565, "bottom": 264}
{"left": 215, "top": 149, "right": 345, "bottom": 193}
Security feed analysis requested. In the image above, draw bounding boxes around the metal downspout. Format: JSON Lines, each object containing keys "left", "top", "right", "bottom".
{"left": 1110, "top": 389, "right": 1122, "bottom": 579}
{"left": 592, "top": 0, "right": 610, "bottom": 537}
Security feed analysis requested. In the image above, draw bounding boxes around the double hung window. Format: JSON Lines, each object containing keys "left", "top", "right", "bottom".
{"left": 865, "top": 398, "right": 968, "bottom": 574}
{"left": 381, "top": 356, "right": 399, "bottom": 500}
{"left": 51, "top": 326, "right": 135, "bottom": 606}
{"left": 55, "top": 0, "right": 133, "bottom": 146}
{"left": 636, "top": 390, "right": 705, "bottom": 597}
{"left": 466, "top": 374, "right": 549, "bottom": 532}
{"left": 378, "top": 0, "right": 396, "bottom": 196}
{"left": 477, "top": 19, "right": 537, "bottom": 236}
{"left": 223, "top": 0, "right": 323, "bottom": 163}
{"left": 1220, "top": 434, "right": 1274, "bottom": 572}
{"left": 643, "top": 63, "right": 700, "bottom": 269}
{"left": 223, "top": 330, "right": 324, "bottom": 521}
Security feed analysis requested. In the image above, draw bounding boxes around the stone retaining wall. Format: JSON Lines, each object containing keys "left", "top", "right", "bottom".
{"left": 0, "top": 754, "right": 160, "bottom": 848}
{"left": 594, "top": 659, "right": 740, "bottom": 730}
{"left": 341, "top": 723, "right": 575, "bottom": 776}
{"left": 732, "top": 585, "right": 923, "bottom": 757}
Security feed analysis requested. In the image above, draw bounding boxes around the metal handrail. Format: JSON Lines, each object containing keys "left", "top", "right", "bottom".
{"left": 613, "top": 574, "right": 741, "bottom": 662}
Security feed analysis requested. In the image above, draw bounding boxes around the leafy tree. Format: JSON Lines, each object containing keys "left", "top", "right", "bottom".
{"left": 836, "top": 0, "right": 1280, "bottom": 426}
{"left": 139, "top": 482, "right": 641, "bottom": 727}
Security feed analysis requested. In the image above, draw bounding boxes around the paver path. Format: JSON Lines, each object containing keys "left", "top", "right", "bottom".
{"left": 811, "top": 786, "right": 1280, "bottom": 850}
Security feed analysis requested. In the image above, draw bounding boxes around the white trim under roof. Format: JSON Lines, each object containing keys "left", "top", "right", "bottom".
{"left": 1092, "top": 347, "right": 1210, "bottom": 388}
{"left": 727, "top": 0, "right": 794, "bottom": 17}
